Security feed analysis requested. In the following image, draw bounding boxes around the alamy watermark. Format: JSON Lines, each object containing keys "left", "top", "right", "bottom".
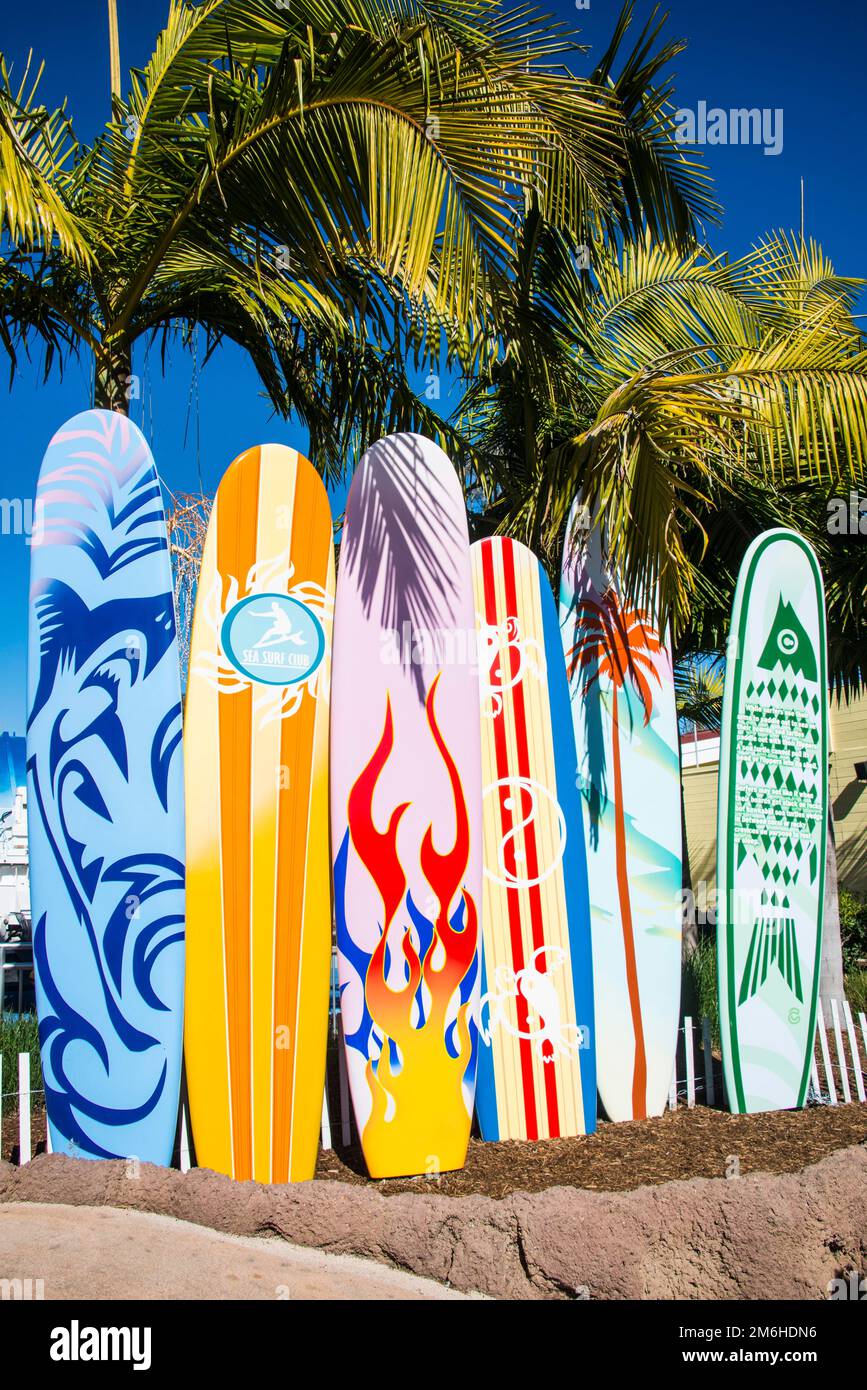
{"left": 380, "top": 622, "right": 482, "bottom": 670}
{"left": 827, "top": 489, "right": 867, "bottom": 535}
{"left": 674, "top": 101, "right": 783, "bottom": 157}
{"left": 0, "top": 497, "right": 44, "bottom": 545}
{"left": 1, "top": 1277, "right": 45, "bottom": 1300}
{"left": 681, "top": 883, "right": 795, "bottom": 928}
{"left": 827, "top": 1272, "right": 866, "bottom": 1300}
{"left": 50, "top": 1321, "right": 151, "bottom": 1371}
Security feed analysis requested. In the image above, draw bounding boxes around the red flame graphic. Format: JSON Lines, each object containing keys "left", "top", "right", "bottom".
{"left": 347, "top": 672, "right": 478, "bottom": 1046}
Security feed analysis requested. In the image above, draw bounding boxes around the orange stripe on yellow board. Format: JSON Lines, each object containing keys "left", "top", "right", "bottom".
{"left": 256, "top": 446, "right": 299, "bottom": 1180}
{"left": 183, "top": 509, "right": 234, "bottom": 1177}
{"left": 250, "top": 448, "right": 297, "bottom": 1181}
{"left": 271, "top": 455, "right": 328, "bottom": 1182}
{"left": 217, "top": 447, "right": 260, "bottom": 1181}
{"left": 287, "top": 540, "right": 334, "bottom": 1181}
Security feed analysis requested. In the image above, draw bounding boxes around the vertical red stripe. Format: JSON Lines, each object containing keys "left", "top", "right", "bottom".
{"left": 480, "top": 540, "right": 539, "bottom": 1139}
{"left": 500, "top": 541, "right": 561, "bottom": 1139}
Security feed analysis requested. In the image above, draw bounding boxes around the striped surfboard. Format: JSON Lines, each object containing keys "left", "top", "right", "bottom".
{"left": 472, "top": 537, "right": 596, "bottom": 1141}
{"left": 184, "top": 444, "right": 335, "bottom": 1183}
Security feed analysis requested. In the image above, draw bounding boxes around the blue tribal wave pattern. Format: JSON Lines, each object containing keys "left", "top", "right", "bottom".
{"left": 27, "top": 411, "right": 185, "bottom": 1164}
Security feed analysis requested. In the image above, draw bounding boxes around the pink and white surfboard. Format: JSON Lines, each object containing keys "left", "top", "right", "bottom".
{"left": 330, "top": 434, "right": 482, "bottom": 1179}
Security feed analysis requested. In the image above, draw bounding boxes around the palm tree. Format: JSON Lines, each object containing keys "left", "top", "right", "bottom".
{"left": 0, "top": 0, "right": 716, "bottom": 479}
{"left": 565, "top": 584, "right": 664, "bottom": 1118}
{"left": 461, "top": 228, "right": 867, "bottom": 633}
{"left": 462, "top": 221, "right": 866, "bottom": 1015}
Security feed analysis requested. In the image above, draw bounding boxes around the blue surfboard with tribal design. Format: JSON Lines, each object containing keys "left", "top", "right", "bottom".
{"left": 27, "top": 410, "right": 185, "bottom": 1164}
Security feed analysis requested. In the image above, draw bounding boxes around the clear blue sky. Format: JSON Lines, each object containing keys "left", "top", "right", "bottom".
{"left": 1, "top": 0, "right": 865, "bottom": 731}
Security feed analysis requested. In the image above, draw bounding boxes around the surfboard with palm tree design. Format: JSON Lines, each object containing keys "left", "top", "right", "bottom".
{"left": 559, "top": 501, "right": 682, "bottom": 1122}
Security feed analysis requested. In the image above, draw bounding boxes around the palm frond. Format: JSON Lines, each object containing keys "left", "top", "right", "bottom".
{"left": 0, "top": 55, "right": 93, "bottom": 265}
{"left": 675, "top": 655, "right": 725, "bottom": 729}
{"left": 1, "top": 1, "right": 719, "bottom": 443}
{"left": 464, "top": 222, "right": 867, "bottom": 646}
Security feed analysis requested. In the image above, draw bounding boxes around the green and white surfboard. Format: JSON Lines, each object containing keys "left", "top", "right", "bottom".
{"left": 717, "top": 528, "right": 828, "bottom": 1114}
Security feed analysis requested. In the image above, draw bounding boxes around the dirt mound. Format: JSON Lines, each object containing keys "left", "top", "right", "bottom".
{"left": 317, "top": 1102, "right": 867, "bottom": 1197}
{"left": 2, "top": 1138, "right": 865, "bottom": 1299}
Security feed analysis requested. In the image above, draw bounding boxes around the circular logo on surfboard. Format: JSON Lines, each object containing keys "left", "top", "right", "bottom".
{"left": 221, "top": 593, "right": 325, "bottom": 686}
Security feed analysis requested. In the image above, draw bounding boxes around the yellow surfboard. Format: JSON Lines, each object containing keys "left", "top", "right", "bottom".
{"left": 184, "top": 444, "right": 334, "bottom": 1183}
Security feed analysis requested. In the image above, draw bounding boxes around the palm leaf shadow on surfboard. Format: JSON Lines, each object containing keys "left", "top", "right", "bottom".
{"left": 559, "top": 503, "right": 682, "bottom": 1123}
{"left": 338, "top": 441, "right": 467, "bottom": 704}
{"left": 27, "top": 409, "right": 185, "bottom": 1164}
{"left": 331, "top": 433, "right": 482, "bottom": 1179}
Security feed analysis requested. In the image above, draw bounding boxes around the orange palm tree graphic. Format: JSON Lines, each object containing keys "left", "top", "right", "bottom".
{"left": 566, "top": 584, "right": 664, "bottom": 1119}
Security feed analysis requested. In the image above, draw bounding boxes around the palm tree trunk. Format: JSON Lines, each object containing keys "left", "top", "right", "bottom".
{"left": 94, "top": 345, "right": 132, "bottom": 414}
{"left": 819, "top": 806, "right": 845, "bottom": 1006}
{"left": 107, "top": 0, "right": 121, "bottom": 101}
{"left": 610, "top": 686, "right": 648, "bottom": 1118}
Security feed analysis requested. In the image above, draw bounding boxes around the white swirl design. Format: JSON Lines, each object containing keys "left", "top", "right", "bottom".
{"left": 482, "top": 776, "right": 567, "bottom": 888}
{"left": 477, "top": 613, "right": 545, "bottom": 717}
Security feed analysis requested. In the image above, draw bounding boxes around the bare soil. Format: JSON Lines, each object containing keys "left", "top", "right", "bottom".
{"left": 315, "top": 1102, "right": 867, "bottom": 1198}
{"left": 6, "top": 1100, "right": 865, "bottom": 1200}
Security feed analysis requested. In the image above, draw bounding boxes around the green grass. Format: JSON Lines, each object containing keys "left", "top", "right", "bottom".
{"left": 840, "top": 889, "right": 867, "bottom": 973}
{"left": 682, "top": 935, "right": 720, "bottom": 1047}
{"left": 0, "top": 1012, "right": 44, "bottom": 1109}
{"left": 844, "top": 969, "right": 867, "bottom": 1017}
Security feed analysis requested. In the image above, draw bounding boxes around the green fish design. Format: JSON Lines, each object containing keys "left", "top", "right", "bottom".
{"left": 737, "top": 592, "right": 821, "bottom": 1007}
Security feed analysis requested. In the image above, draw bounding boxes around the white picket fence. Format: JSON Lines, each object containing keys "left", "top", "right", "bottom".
{"left": 3, "top": 999, "right": 866, "bottom": 1166}
{"left": 667, "top": 1000, "right": 867, "bottom": 1110}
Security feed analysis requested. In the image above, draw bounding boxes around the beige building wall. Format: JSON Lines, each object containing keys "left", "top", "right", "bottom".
{"left": 828, "top": 694, "right": 867, "bottom": 891}
{"left": 682, "top": 693, "right": 867, "bottom": 894}
{"left": 682, "top": 761, "right": 719, "bottom": 893}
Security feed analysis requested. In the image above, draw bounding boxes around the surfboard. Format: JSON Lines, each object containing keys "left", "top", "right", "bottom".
{"left": 184, "top": 444, "right": 334, "bottom": 1183}
{"left": 27, "top": 409, "right": 185, "bottom": 1163}
{"left": 331, "top": 433, "right": 482, "bottom": 1179}
{"left": 559, "top": 501, "right": 682, "bottom": 1122}
{"left": 716, "top": 528, "right": 827, "bottom": 1114}
{"left": 472, "top": 537, "right": 596, "bottom": 1141}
